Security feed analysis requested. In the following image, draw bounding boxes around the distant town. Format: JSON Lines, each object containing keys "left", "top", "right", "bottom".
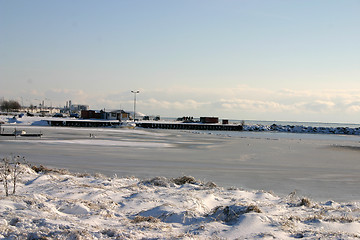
{"left": 0, "top": 98, "right": 244, "bottom": 132}
{"left": 0, "top": 98, "right": 228, "bottom": 125}
{"left": 2, "top": 98, "right": 360, "bottom": 135}
{"left": 0, "top": 99, "right": 159, "bottom": 122}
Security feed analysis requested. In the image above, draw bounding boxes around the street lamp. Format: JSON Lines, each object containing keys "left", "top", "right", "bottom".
{"left": 131, "top": 90, "right": 139, "bottom": 122}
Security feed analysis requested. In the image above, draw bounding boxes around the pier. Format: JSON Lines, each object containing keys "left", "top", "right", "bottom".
{"left": 47, "top": 120, "right": 120, "bottom": 127}
{"left": 136, "top": 122, "right": 243, "bottom": 131}
{"left": 46, "top": 119, "right": 243, "bottom": 131}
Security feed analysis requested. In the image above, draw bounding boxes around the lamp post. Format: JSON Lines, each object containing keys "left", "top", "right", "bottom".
{"left": 131, "top": 90, "right": 139, "bottom": 122}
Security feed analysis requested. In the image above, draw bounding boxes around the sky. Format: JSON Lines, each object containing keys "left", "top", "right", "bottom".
{"left": 1, "top": 0, "right": 359, "bottom": 123}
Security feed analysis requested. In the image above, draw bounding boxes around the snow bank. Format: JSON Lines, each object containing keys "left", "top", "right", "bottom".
{"left": 1, "top": 115, "right": 51, "bottom": 126}
{"left": 0, "top": 165, "right": 359, "bottom": 239}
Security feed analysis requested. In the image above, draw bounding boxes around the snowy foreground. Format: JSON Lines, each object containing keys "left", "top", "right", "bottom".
{"left": 1, "top": 165, "right": 360, "bottom": 239}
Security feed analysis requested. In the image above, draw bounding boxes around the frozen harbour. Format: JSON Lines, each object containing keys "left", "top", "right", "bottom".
{"left": 1, "top": 116, "right": 360, "bottom": 239}
{"left": 1, "top": 117, "right": 360, "bottom": 202}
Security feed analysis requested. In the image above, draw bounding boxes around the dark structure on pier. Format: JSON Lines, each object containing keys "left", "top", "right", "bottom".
{"left": 136, "top": 122, "right": 243, "bottom": 131}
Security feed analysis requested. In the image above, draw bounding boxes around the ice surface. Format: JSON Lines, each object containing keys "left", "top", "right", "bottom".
{"left": 1, "top": 115, "right": 360, "bottom": 203}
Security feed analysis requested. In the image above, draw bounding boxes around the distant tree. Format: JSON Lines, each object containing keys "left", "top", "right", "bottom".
{"left": 0, "top": 100, "right": 21, "bottom": 112}
{"left": 0, "top": 101, "right": 9, "bottom": 111}
{"left": 10, "top": 100, "right": 21, "bottom": 111}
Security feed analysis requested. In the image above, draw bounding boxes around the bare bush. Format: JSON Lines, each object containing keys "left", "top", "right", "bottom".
{"left": 1, "top": 155, "right": 27, "bottom": 196}
{"left": 172, "top": 176, "right": 197, "bottom": 185}
{"left": 31, "top": 165, "right": 70, "bottom": 175}
{"left": 299, "top": 197, "right": 312, "bottom": 207}
{"left": 210, "top": 204, "right": 262, "bottom": 223}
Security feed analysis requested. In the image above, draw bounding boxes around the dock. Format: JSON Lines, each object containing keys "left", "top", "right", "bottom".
{"left": 0, "top": 129, "right": 42, "bottom": 137}
{"left": 47, "top": 120, "right": 120, "bottom": 127}
{"left": 136, "top": 122, "right": 243, "bottom": 131}
{"left": 0, "top": 133, "right": 42, "bottom": 137}
{"left": 46, "top": 119, "right": 243, "bottom": 131}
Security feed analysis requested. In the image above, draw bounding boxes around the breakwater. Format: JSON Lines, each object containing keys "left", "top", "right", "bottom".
{"left": 244, "top": 124, "right": 360, "bottom": 135}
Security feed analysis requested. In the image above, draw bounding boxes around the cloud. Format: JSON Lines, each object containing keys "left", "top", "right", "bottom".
{"left": 218, "top": 99, "right": 291, "bottom": 113}
{"left": 43, "top": 89, "right": 89, "bottom": 106}
{"left": 346, "top": 105, "right": 360, "bottom": 113}
{"left": 14, "top": 88, "right": 91, "bottom": 107}
{"left": 141, "top": 98, "right": 205, "bottom": 110}
{"left": 342, "top": 101, "right": 360, "bottom": 114}
{"left": 7, "top": 85, "right": 360, "bottom": 122}
{"left": 94, "top": 87, "right": 360, "bottom": 120}
{"left": 296, "top": 100, "right": 336, "bottom": 113}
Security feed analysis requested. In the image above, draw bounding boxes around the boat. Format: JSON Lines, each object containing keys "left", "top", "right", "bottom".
{"left": 0, "top": 129, "right": 42, "bottom": 137}
{"left": 112, "top": 121, "right": 136, "bottom": 129}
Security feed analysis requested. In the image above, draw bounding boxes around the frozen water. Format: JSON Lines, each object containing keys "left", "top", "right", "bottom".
{"left": 1, "top": 124, "right": 360, "bottom": 202}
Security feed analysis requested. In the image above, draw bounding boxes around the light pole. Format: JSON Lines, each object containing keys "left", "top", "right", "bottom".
{"left": 131, "top": 90, "right": 139, "bottom": 122}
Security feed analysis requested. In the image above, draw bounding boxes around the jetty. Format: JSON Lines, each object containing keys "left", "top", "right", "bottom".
{"left": 0, "top": 129, "right": 42, "bottom": 137}
{"left": 136, "top": 122, "right": 243, "bottom": 131}
{"left": 45, "top": 119, "right": 243, "bottom": 131}
{"left": 46, "top": 120, "right": 120, "bottom": 127}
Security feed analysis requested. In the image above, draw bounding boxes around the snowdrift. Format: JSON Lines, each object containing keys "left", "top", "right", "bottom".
{"left": 1, "top": 165, "right": 359, "bottom": 239}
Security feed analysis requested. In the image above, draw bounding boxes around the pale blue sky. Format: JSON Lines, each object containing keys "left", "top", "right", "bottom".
{"left": 1, "top": 0, "right": 359, "bottom": 122}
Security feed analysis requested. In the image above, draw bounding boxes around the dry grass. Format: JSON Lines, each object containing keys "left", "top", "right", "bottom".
{"left": 210, "top": 203, "right": 262, "bottom": 223}
{"left": 298, "top": 198, "right": 312, "bottom": 207}
{"left": 131, "top": 216, "right": 160, "bottom": 223}
{"left": 172, "top": 176, "right": 197, "bottom": 185}
{"left": 31, "top": 165, "right": 70, "bottom": 175}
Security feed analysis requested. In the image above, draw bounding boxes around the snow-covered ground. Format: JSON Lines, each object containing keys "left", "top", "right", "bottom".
{"left": 0, "top": 115, "right": 64, "bottom": 126}
{"left": 1, "top": 164, "right": 360, "bottom": 239}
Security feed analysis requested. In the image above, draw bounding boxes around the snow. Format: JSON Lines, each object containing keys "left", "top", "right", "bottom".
{"left": 0, "top": 165, "right": 359, "bottom": 239}
{"left": 2, "top": 115, "right": 53, "bottom": 126}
